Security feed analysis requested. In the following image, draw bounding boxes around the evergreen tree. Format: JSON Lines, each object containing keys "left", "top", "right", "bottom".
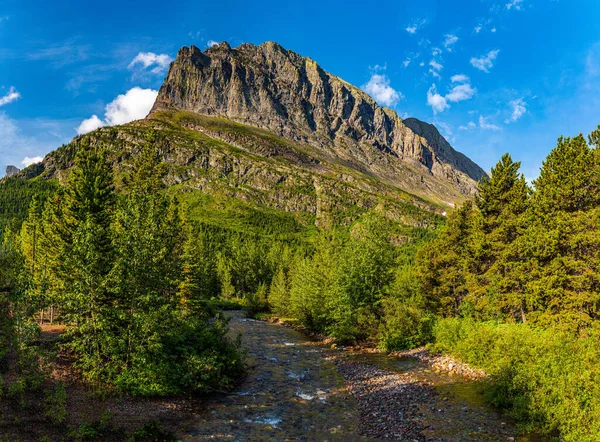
{"left": 268, "top": 265, "right": 290, "bottom": 316}
{"left": 527, "top": 134, "right": 600, "bottom": 327}
{"left": 471, "top": 154, "right": 530, "bottom": 321}
{"left": 416, "top": 200, "right": 474, "bottom": 317}
{"left": 533, "top": 134, "right": 599, "bottom": 214}
{"left": 58, "top": 145, "right": 116, "bottom": 372}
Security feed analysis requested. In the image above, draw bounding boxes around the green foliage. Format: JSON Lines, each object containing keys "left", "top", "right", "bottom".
{"left": 288, "top": 237, "right": 339, "bottom": 333}
{"left": 279, "top": 214, "right": 436, "bottom": 347}
{"left": 68, "top": 412, "right": 114, "bottom": 440}
{"left": 378, "top": 298, "right": 435, "bottom": 351}
{"left": 0, "top": 177, "right": 57, "bottom": 240}
{"left": 44, "top": 383, "right": 68, "bottom": 424}
{"left": 9, "top": 142, "right": 246, "bottom": 397}
{"left": 244, "top": 283, "right": 269, "bottom": 317}
{"left": 268, "top": 266, "right": 290, "bottom": 316}
{"left": 128, "top": 421, "right": 176, "bottom": 442}
{"left": 417, "top": 133, "right": 600, "bottom": 328}
{"left": 414, "top": 127, "right": 600, "bottom": 440}
{"left": 434, "top": 318, "right": 600, "bottom": 441}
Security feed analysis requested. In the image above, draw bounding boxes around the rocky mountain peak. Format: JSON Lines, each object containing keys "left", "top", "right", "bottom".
{"left": 150, "top": 41, "right": 488, "bottom": 201}
{"left": 5, "top": 165, "right": 20, "bottom": 178}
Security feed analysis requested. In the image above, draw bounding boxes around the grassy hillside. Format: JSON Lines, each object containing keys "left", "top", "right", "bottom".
{"left": 3, "top": 111, "right": 444, "bottom": 236}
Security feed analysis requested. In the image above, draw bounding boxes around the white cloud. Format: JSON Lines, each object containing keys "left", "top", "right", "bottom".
{"left": 427, "top": 84, "right": 449, "bottom": 114}
{"left": 585, "top": 44, "right": 600, "bottom": 78}
{"left": 451, "top": 74, "right": 470, "bottom": 83}
{"left": 128, "top": 52, "right": 173, "bottom": 76}
{"left": 21, "top": 156, "right": 43, "bottom": 167}
{"left": 406, "top": 18, "right": 427, "bottom": 34}
{"left": 0, "top": 87, "right": 20, "bottom": 107}
{"left": 506, "top": 0, "right": 524, "bottom": 10}
{"left": 105, "top": 87, "right": 157, "bottom": 125}
{"left": 27, "top": 39, "right": 91, "bottom": 68}
{"left": 444, "top": 34, "right": 458, "bottom": 51}
{"left": 188, "top": 30, "right": 202, "bottom": 40}
{"left": 419, "top": 61, "right": 425, "bottom": 67}
{"left": 370, "top": 64, "right": 387, "bottom": 72}
{"left": 505, "top": 98, "right": 527, "bottom": 123}
{"left": 77, "top": 87, "right": 158, "bottom": 135}
{"left": 474, "top": 18, "right": 494, "bottom": 34}
{"left": 426, "top": 76, "right": 476, "bottom": 114}
{"left": 459, "top": 121, "right": 477, "bottom": 130}
{"left": 429, "top": 60, "right": 443, "bottom": 78}
{"left": 479, "top": 115, "right": 501, "bottom": 130}
{"left": 470, "top": 49, "right": 500, "bottom": 73}
{"left": 77, "top": 115, "right": 104, "bottom": 135}
{"left": 362, "top": 74, "right": 403, "bottom": 107}
{"left": 403, "top": 58, "right": 411, "bottom": 67}
{"left": 429, "top": 60, "right": 443, "bottom": 71}
{"left": 207, "top": 40, "right": 219, "bottom": 47}
{"left": 446, "top": 83, "right": 477, "bottom": 102}
{"left": 432, "top": 47, "right": 442, "bottom": 57}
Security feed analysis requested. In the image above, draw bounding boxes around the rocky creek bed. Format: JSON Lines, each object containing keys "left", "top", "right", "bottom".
{"left": 178, "top": 311, "right": 529, "bottom": 441}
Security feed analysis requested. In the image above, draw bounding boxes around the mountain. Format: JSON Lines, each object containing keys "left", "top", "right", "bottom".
{"left": 152, "top": 42, "right": 487, "bottom": 201}
{"left": 5, "top": 166, "right": 20, "bottom": 178}
{"left": 2, "top": 41, "right": 488, "bottom": 232}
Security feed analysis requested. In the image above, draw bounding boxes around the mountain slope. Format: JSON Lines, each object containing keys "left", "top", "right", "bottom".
{"left": 2, "top": 41, "right": 489, "bottom": 233}
{"left": 17, "top": 111, "right": 442, "bottom": 231}
{"left": 151, "top": 41, "right": 487, "bottom": 203}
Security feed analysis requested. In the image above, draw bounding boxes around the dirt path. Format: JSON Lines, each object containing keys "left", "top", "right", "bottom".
{"left": 178, "top": 312, "right": 522, "bottom": 441}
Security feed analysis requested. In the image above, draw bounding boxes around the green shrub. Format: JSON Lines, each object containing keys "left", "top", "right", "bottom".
{"left": 244, "top": 283, "right": 269, "bottom": 317}
{"left": 379, "top": 298, "right": 435, "bottom": 351}
{"left": 433, "top": 318, "right": 600, "bottom": 441}
{"left": 128, "top": 421, "right": 176, "bottom": 441}
{"left": 114, "top": 314, "right": 244, "bottom": 396}
{"left": 207, "top": 298, "right": 244, "bottom": 311}
{"left": 44, "top": 383, "right": 68, "bottom": 424}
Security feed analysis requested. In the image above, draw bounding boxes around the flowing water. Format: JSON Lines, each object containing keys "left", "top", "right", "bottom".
{"left": 178, "top": 312, "right": 537, "bottom": 441}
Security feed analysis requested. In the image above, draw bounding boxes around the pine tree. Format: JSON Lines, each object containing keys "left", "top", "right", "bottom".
{"left": 472, "top": 154, "right": 531, "bottom": 321}
{"left": 19, "top": 197, "right": 49, "bottom": 321}
{"left": 269, "top": 265, "right": 290, "bottom": 316}
{"left": 416, "top": 200, "right": 474, "bottom": 317}
{"left": 527, "top": 134, "right": 600, "bottom": 328}
{"left": 57, "top": 144, "right": 116, "bottom": 373}
{"left": 533, "top": 134, "right": 599, "bottom": 214}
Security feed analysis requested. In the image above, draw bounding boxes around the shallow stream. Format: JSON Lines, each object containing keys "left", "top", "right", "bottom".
{"left": 178, "top": 312, "right": 539, "bottom": 441}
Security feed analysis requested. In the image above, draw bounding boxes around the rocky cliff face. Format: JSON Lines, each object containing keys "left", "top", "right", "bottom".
{"left": 5, "top": 166, "right": 20, "bottom": 178}
{"left": 151, "top": 42, "right": 487, "bottom": 202}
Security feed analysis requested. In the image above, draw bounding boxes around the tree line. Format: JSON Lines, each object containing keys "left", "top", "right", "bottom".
{"left": 418, "top": 127, "right": 600, "bottom": 330}
{"left": 414, "top": 126, "right": 600, "bottom": 440}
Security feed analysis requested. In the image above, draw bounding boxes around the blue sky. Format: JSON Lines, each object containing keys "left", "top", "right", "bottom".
{"left": 1, "top": 0, "right": 600, "bottom": 180}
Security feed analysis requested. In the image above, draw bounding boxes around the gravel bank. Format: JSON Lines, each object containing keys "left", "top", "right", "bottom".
{"left": 333, "top": 357, "right": 436, "bottom": 440}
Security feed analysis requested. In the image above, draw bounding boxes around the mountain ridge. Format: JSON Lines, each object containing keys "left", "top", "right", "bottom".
{"left": 151, "top": 41, "right": 487, "bottom": 202}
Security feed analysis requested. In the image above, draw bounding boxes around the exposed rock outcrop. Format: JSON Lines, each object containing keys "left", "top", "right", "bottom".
{"left": 5, "top": 165, "right": 20, "bottom": 178}
{"left": 151, "top": 42, "right": 487, "bottom": 201}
